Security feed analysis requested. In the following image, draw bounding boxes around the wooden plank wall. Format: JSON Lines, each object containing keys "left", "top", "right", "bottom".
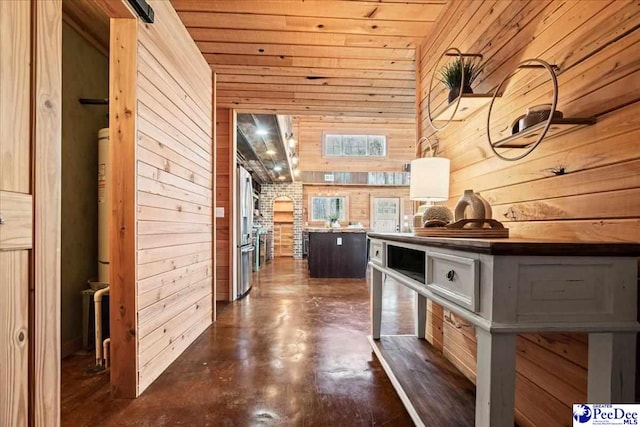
{"left": 418, "top": 1, "right": 640, "bottom": 425}
{"left": 135, "top": 0, "right": 213, "bottom": 394}
{"left": 302, "top": 185, "right": 412, "bottom": 229}
{"left": 215, "top": 107, "right": 232, "bottom": 301}
{"left": 297, "top": 116, "right": 415, "bottom": 228}
{"left": 296, "top": 116, "right": 416, "bottom": 173}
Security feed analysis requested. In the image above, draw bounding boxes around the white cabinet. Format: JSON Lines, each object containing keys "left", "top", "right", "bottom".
{"left": 368, "top": 234, "right": 640, "bottom": 427}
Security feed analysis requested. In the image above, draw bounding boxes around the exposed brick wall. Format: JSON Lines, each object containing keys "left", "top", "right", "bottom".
{"left": 257, "top": 183, "right": 303, "bottom": 259}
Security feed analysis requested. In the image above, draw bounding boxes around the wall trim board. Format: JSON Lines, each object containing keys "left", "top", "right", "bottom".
{"left": 109, "top": 17, "right": 138, "bottom": 399}
{"left": 230, "top": 109, "right": 237, "bottom": 300}
{"left": 212, "top": 71, "right": 217, "bottom": 320}
{"left": 32, "top": 0, "right": 63, "bottom": 423}
{"left": 214, "top": 107, "right": 231, "bottom": 302}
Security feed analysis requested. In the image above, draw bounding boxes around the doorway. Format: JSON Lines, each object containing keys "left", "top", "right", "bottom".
{"left": 371, "top": 197, "right": 401, "bottom": 233}
{"left": 273, "top": 196, "right": 294, "bottom": 257}
{"left": 60, "top": 16, "right": 110, "bottom": 361}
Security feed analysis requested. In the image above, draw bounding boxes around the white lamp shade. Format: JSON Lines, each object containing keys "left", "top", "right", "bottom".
{"left": 409, "top": 157, "right": 450, "bottom": 202}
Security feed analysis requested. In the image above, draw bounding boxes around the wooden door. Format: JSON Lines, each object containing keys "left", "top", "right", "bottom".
{"left": 273, "top": 198, "right": 293, "bottom": 257}
{"left": 371, "top": 197, "right": 401, "bottom": 232}
{"left": 0, "top": 0, "right": 33, "bottom": 423}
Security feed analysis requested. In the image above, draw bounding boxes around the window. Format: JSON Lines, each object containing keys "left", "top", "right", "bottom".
{"left": 310, "top": 196, "right": 347, "bottom": 222}
{"left": 323, "top": 134, "right": 387, "bottom": 157}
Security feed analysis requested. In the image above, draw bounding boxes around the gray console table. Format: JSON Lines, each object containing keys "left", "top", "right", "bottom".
{"left": 368, "top": 232, "right": 640, "bottom": 427}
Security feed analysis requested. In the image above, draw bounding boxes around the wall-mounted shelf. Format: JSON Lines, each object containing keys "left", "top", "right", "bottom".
{"left": 492, "top": 118, "right": 596, "bottom": 149}
{"left": 427, "top": 47, "right": 488, "bottom": 131}
{"left": 432, "top": 93, "right": 495, "bottom": 122}
{"left": 487, "top": 58, "right": 596, "bottom": 161}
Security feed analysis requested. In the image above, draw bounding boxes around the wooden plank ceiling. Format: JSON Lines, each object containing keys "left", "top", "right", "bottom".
{"left": 171, "top": 0, "right": 447, "bottom": 118}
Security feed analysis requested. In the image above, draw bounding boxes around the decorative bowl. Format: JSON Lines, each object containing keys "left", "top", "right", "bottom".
{"left": 519, "top": 104, "right": 563, "bottom": 131}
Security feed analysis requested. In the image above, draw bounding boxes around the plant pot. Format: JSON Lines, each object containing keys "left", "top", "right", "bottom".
{"left": 447, "top": 84, "right": 474, "bottom": 104}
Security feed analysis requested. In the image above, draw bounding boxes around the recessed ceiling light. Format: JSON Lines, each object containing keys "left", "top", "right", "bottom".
{"left": 273, "top": 165, "right": 282, "bottom": 172}
{"left": 265, "top": 149, "right": 276, "bottom": 155}
{"left": 278, "top": 176, "right": 286, "bottom": 180}
{"left": 256, "top": 128, "right": 268, "bottom": 136}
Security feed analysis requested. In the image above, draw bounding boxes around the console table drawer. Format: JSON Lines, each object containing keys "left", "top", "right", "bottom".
{"left": 370, "top": 240, "right": 384, "bottom": 265}
{"left": 427, "top": 252, "right": 479, "bottom": 312}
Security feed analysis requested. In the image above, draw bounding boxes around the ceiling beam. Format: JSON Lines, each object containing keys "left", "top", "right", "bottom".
{"left": 176, "top": 12, "right": 436, "bottom": 37}
{"left": 210, "top": 65, "right": 415, "bottom": 80}
{"left": 172, "top": 0, "right": 445, "bottom": 22}
{"left": 197, "top": 41, "right": 415, "bottom": 60}
{"left": 187, "top": 28, "right": 422, "bottom": 49}
{"left": 216, "top": 90, "right": 415, "bottom": 104}
{"left": 204, "top": 54, "right": 415, "bottom": 71}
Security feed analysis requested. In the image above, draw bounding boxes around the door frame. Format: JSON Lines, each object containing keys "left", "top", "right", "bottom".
{"left": 29, "top": 0, "right": 136, "bottom": 423}
{"left": 370, "top": 196, "right": 403, "bottom": 233}
{"left": 31, "top": 0, "right": 63, "bottom": 422}
{"left": 273, "top": 196, "right": 295, "bottom": 257}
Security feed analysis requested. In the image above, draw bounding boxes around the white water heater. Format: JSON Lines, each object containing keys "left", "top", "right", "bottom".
{"left": 98, "top": 128, "right": 110, "bottom": 283}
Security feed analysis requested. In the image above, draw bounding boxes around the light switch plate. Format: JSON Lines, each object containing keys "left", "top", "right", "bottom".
{"left": 215, "top": 207, "right": 224, "bottom": 218}
{"left": 337, "top": 237, "right": 342, "bottom": 246}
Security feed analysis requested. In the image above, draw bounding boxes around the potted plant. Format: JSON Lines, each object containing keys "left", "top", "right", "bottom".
{"left": 438, "top": 57, "right": 482, "bottom": 103}
{"left": 326, "top": 198, "right": 342, "bottom": 227}
{"left": 327, "top": 212, "right": 340, "bottom": 228}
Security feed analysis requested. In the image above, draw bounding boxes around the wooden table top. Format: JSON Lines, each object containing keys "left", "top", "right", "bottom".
{"left": 367, "top": 232, "right": 640, "bottom": 257}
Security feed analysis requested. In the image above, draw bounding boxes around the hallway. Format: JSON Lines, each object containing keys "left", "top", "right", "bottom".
{"left": 61, "top": 259, "right": 415, "bottom": 426}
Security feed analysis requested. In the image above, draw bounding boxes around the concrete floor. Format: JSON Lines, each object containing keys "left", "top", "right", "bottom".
{"left": 61, "top": 258, "right": 416, "bottom": 426}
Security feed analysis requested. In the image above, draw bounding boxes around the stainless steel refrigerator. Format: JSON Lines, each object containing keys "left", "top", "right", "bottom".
{"left": 236, "top": 166, "right": 254, "bottom": 298}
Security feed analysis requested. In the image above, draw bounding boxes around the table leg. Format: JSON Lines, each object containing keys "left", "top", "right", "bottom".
{"left": 371, "top": 267, "right": 383, "bottom": 340}
{"left": 588, "top": 332, "right": 636, "bottom": 403}
{"left": 475, "top": 329, "right": 516, "bottom": 427}
{"left": 415, "top": 293, "right": 427, "bottom": 339}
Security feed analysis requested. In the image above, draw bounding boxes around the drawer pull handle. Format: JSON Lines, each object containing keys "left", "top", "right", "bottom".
{"left": 446, "top": 270, "right": 455, "bottom": 281}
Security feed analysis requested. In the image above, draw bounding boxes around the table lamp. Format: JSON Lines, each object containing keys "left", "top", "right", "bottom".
{"left": 409, "top": 147, "right": 451, "bottom": 230}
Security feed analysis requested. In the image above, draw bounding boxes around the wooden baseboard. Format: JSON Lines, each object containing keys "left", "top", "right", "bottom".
{"left": 61, "top": 336, "right": 83, "bottom": 359}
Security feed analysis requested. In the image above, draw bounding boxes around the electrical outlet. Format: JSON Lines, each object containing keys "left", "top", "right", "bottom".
{"left": 336, "top": 237, "right": 342, "bottom": 246}
{"left": 215, "top": 207, "right": 224, "bottom": 218}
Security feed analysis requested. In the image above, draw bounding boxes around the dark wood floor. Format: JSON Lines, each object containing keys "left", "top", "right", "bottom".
{"left": 61, "top": 258, "right": 417, "bottom": 426}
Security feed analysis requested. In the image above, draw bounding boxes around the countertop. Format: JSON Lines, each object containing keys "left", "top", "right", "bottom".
{"left": 367, "top": 232, "right": 640, "bottom": 257}
{"left": 305, "top": 227, "right": 368, "bottom": 233}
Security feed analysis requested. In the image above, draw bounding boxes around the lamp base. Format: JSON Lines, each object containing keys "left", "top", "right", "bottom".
{"left": 414, "top": 203, "right": 454, "bottom": 229}
{"left": 413, "top": 204, "right": 429, "bottom": 229}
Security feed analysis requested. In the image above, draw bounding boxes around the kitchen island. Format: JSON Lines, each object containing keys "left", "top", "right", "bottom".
{"left": 307, "top": 228, "right": 368, "bottom": 278}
